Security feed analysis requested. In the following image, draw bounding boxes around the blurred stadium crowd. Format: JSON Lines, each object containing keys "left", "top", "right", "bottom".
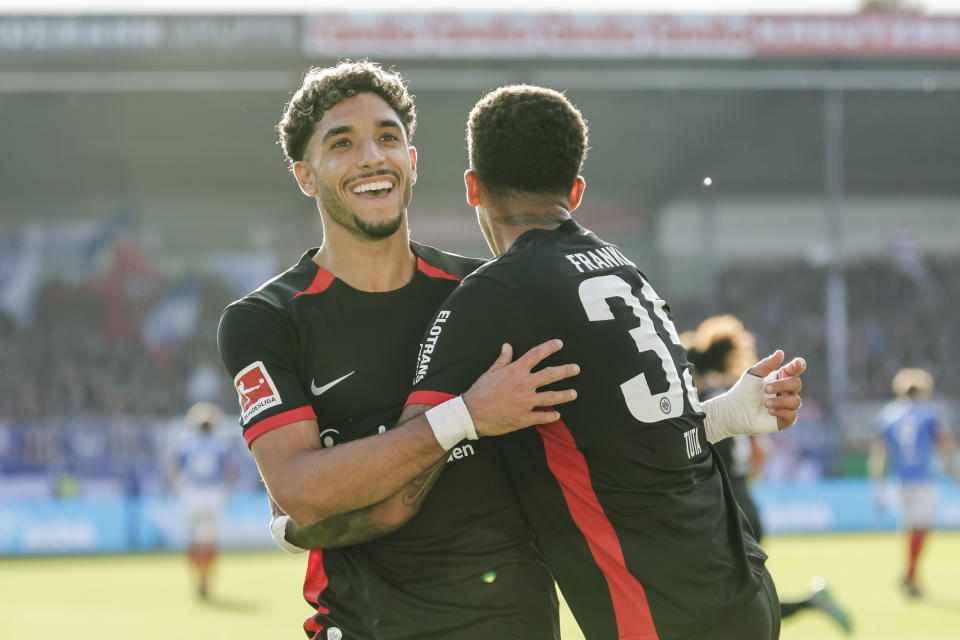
{"left": 0, "top": 226, "right": 248, "bottom": 496}
{"left": 1, "top": 225, "right": 956, "bottom": 496}
{"left": 676, "top": 255, "right": 960, "bottom": 403}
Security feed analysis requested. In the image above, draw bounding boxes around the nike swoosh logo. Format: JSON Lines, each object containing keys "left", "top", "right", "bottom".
{"left": 311, "top": 371, "right": 355, "bottom": 396}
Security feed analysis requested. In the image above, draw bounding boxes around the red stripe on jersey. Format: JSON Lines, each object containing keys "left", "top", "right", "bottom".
{"left": 537, "top": 419, "right": 660, "bottom": 640}
{"left": 303, "top": 615, "right": 324, "bottom": 638}
{"left": 405, "top": 390, "right": 456, "bottom": 407}
{"left": 294, "top": 267, "right": 336, "bottom": 298}
{"left": 417, "top": 257, "right": 461, "bottom": 281}
{"left": 243, "top": 406, "right": 317, "bottom": 448}
{"left": 303, "top": 549, "right": 331, "bottom": 616}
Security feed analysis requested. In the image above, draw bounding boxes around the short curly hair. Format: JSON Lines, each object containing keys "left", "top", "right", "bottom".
{"left": 278, "top": 60, "right": 417, "bottom": 168}
{"left": 467, "top": 84, "right": 588, "bottom": 197}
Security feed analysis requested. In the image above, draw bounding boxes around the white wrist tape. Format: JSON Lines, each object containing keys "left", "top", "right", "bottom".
{"left": 425, "top": 395, "right": 479, "bottom": 451}
{"left": 270, "top": 515, "right": 307, "bottom": 554}
{"left": 702, "top": 369, "right": 779, "bottom": 444}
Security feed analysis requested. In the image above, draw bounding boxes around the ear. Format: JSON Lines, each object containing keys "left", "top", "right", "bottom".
{"left": 568, "top": 176, "right": 586, "bottom": 212}
{"left": 464, "top": 170, "right": 482, "bottom": 207}
{"left": 409, "top": 146, "right": 418, "bottom": 185}
{"left": 293, "top": 160, "right": 317, "bottom": 197}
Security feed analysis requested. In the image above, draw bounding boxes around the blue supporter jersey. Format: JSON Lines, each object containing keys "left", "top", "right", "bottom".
{"left": 878, "top": 400, "right": 943, "bottom": 483}
{"left": 177, "top": 433, "right": 230, "bottom": 487}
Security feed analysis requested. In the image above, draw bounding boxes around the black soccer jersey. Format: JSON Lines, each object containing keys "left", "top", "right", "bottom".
{"left": 217, "top": 243, "right": 558, "bottom": 640}
{"left": 706, "top": 383, "right": 766, "bottom": 543}
{"left": 407, "top": 220, "right": 770, "bottom": 640}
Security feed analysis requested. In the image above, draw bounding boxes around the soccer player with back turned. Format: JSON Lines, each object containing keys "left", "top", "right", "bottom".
{"left": 407, "top": 85, "right": 805, "bottom": 639}
{"left": 870, "top": 367, "right": 959, "bottom": 598}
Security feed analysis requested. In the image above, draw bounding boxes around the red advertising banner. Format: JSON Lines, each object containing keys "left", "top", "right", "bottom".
{"left": 303, "top": 13, "right": 960, "bottom": 59}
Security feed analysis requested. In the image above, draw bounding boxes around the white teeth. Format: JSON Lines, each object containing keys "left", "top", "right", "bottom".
{"left": 352, "top": 180, "right": 393, "bottom": 194}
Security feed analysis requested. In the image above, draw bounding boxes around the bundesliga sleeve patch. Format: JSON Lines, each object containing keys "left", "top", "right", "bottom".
{"left": 233, "top": 361, "right": 282, "bottom": 424}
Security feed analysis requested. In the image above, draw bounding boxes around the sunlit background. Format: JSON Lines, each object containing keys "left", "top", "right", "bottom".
{"left": 2, "top": 2, "right": 960, "bottom": 638}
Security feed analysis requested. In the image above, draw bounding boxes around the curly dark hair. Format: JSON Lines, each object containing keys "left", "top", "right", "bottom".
{"left": 681, "top": 315, "right": 757, "bottom": 382}
{"left": 278, "top": 60, "right": 417, "bottom": 168}
{"left": 467, "top": 84, "right": 588, "bottom": 197}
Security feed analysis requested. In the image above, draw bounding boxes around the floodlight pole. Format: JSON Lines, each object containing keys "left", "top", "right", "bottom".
{"left": 823, "top": 88, "right": 848, "bottom": 432}
{"left": 700, "top": 177, "right": 719, "bottom": 316}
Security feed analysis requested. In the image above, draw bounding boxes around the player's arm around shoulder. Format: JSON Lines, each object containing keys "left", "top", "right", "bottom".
{"left": 251, "top": 416, "right": 446, "bottom": 527}
{"left": 255, "top": 338, "right": 579, "bottom": 534}
{"left": 219, "top": 301, "right": 450, "bottom": 528}
{"left": 269, "top": 455, "right": 443, "bottom": 552}
{"left": 270, "top": 406, "right": 446, "bottom": 553}
{"left": 275, "top": 403, "right": 451, "bottom": 550}
{"left": 268, "top": 345, "right": 580, "bottom": 551}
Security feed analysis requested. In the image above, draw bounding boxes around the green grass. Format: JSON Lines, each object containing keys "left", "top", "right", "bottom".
{"left": 766, "top": 531, "right": 960, "bottom": 640}
{"left": 1, "top": 532, "right": 958, "bottom": 639}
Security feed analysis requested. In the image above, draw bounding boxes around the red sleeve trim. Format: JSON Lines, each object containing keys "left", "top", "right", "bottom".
{"left": 244, "top": 406, "right": 317, "bottom": 448}
{"left": 294, "top": 268, "right": 335, "bottom": 298}
{"left": 417, "top": 257, "right": 461, "bottom": 281}
{"left": 405, "top": 390, "right": 456, "bottom": 408}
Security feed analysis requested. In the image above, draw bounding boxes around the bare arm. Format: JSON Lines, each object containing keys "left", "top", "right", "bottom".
{"left": 867, "top": 438, "right": 887, "bottom": 482}
{"left": 282, "top": 420, "right": 445, "bottom": 549}
{"left": 255, "top": 340, "right": 579, "bottom": 526}
{"left": 254, "top": 412, "right": 444, "bottom": 526}
{"left": 867, "top": 437, "right": 888, "bottom": 509}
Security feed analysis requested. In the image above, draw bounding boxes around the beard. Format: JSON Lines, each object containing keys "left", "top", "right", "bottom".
{"left": 319, "top": 176, "right": 413, "bottom": 241}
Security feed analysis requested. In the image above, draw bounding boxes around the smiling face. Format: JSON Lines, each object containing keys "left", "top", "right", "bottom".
{"left": 294, "top": 92, "right": 418, "bottom": 241}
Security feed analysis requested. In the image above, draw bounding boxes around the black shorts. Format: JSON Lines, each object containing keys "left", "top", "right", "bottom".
{"left": 679, "top": 567, "right": 781, "bottom": 640}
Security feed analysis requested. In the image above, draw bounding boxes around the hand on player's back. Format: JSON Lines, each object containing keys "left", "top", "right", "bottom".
{"left": 464, "top": 340, "right": 579, "bottom": 437}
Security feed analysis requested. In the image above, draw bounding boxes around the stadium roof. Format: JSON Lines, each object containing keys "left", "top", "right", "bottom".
{"left": 1, "top": 12, "right": 958, "bottom": 264}
{"left": 6, "top": 2, "right": 960, "bottom": 16}
{"left": 4, "top": 13, "right": 960, "bottom": 59}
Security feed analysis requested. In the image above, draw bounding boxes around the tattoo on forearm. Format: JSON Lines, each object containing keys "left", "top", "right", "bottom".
{"left": 283, "top": 459, "right": 449, "bottom": 549}
{"left": 287, "top": 510, "right": 393, "bottom": 549}
{"left": 401, "top": 459, "right": 446, "bottom": 509}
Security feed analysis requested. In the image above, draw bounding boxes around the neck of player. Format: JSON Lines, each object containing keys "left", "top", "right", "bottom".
{"left": 313, "top": 219, "right": 416, "bottom": 292}
{"left": 468, "top": 173, "right": 585, "bottom": 257}
{"left": 482, "top": 202, "right": 572, "bottom": 257}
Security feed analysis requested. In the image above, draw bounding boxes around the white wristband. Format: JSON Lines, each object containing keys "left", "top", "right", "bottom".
{"left": 270, "top": 515, "right": 307, "bottom": 554}
{"left": 425, "top": 395, "right": 479, "bottom": 451}
{"left": 702, "top": 369, "right": 779, "bottom": 444}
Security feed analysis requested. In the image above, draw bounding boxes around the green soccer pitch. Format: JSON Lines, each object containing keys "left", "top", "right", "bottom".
{"left": 1, "top": 532, "right": 958, "bottom": 639}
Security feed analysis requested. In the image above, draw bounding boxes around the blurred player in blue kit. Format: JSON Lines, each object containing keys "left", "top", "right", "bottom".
{"left": 168, "top": 401, "right": 235, "bottom": 599}
{"left": 870, "top": 367, "right": 959, "bottom": 598}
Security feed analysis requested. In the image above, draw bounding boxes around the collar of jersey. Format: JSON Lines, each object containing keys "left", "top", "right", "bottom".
{"left": 513, "top": 217, "right": 581, "bottom": 248}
